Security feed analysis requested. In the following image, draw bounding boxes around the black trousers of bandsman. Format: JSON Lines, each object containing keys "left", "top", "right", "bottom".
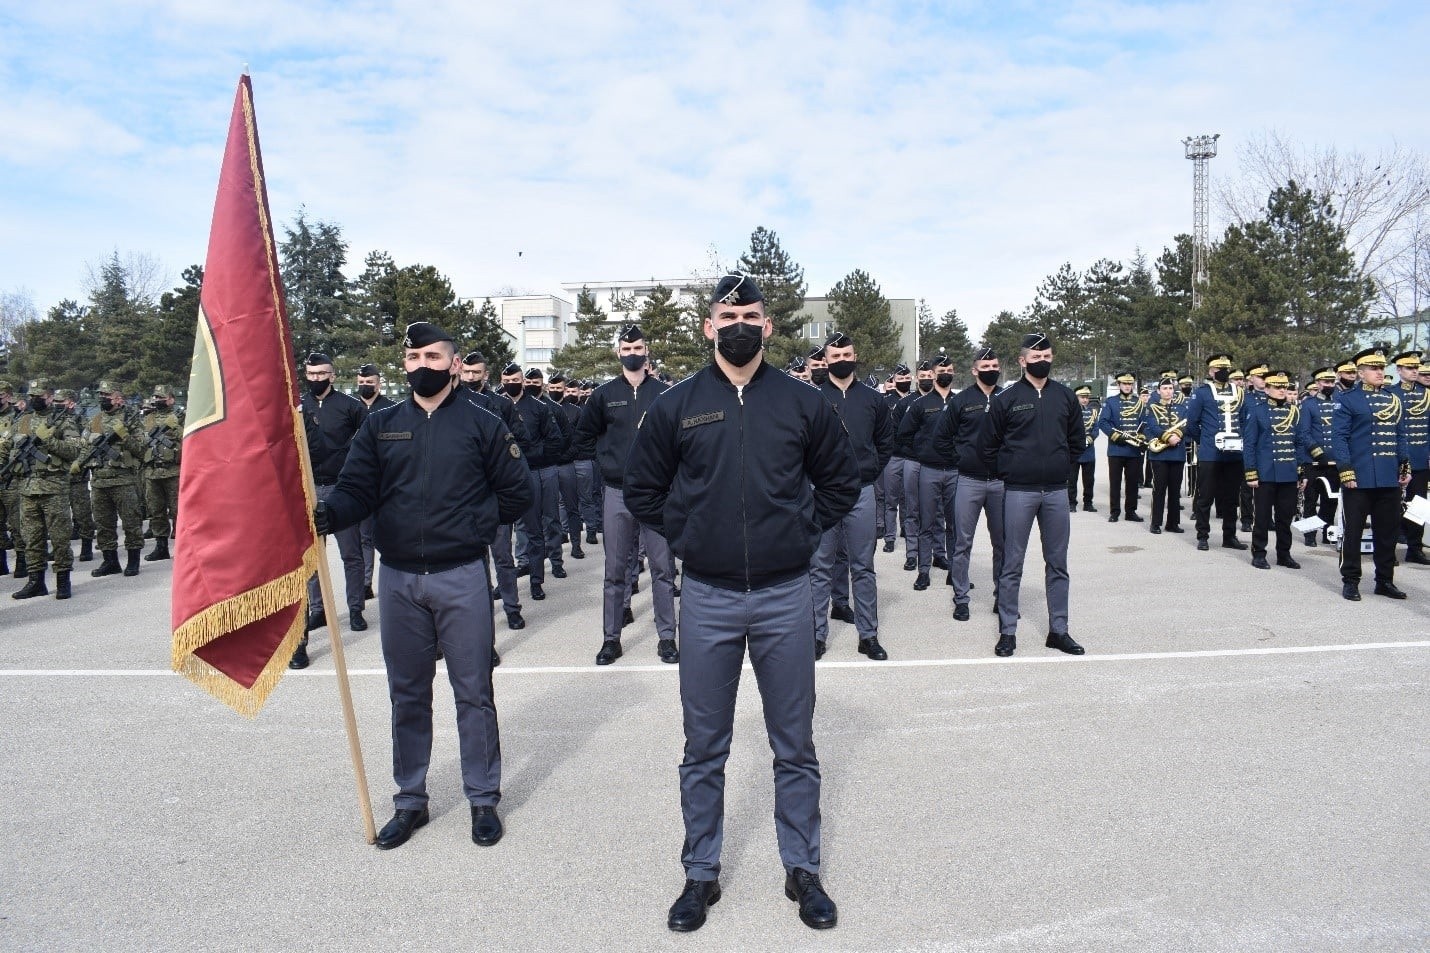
{"left": 1251, "top": 481, "right": 1297, "bottom": 560}
{"left": 1340, "top": 486, "right": 1402, "bottom": 586}
{"left": 1193, "top": 459, "right": 1243, "bottom": 541}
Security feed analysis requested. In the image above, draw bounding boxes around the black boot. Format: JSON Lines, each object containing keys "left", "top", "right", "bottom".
{"left": 12, "top": 570, "right": 47, "bottom": 600}
{"left": 123, "top": 548, "right": 141, "bottom": 576}
{"left": 144, "top": 538, "right": 170, "bottom": 561}
{"left": 79, "top": 538, "right": 94, "bottom": 562}
{"left": 0, "top": 549, "right": 7, "bottom": 576}
{"left": 55, "top": 570, "right": 71, "bottom": 600}
{"left": 13, "top": 552, "right": 26, "bottom": 579}
{"left": 91, "top": 550, "right": 122, "bottom": 577}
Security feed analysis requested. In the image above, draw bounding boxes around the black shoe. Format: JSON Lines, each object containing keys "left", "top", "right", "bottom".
{"left": 667, "top": 878, "right": 721, "bottom": 932}
{"left": 1277, "top": 556, "right": 1301, "bottom": 569}
{"left": 350, "top": 609, "right": 368, "bottom": 631}
{"left": 364, "top": 584, "right": 375, "bottom": 600}
{"left": 1240, "top": 521, "right": 1253, "bottom": 533}
{"left": 1108, "top": 513, "right": 1120, "bottom": 523}
{"left": 596, "top": 639, "right": 623, "bottom": 665}
{"left": 307, "top": 608, "right": 326, "bottom": 632}
{"left": 858, "top": 637, "right": 888, "bottom": 661}
{"left": 953, "top": 603, "right": 970, "bottom": 621}
{"left": 1082, "top": 503, "right": 1096, "bottom": 512}
{"left": 829, "top": 603, "right": 855, "bottom": 624}
{"left": 1046, "top": 631, "right": 1085, "bottom": 655}
{"left": 471, "top": 805, "right": 503, "bottom": 846}
{"left": 1251, "top": 556, "right": 1270, "bottom": 569}
{"left": 515, "top": 563, "right": 530, "bottom": 577}
{"left": 1374, "top": 581, "right": 1408, "bottom": 599}
{"left": 1303, "top": 532, "right": 1318, "bottom": 548}
{"left": 551, "top": 564, "right": 567, "bottom": 579}
{"left": 1125, "top": 512, "right": 1144, "bottom": 522}
{"left": 91, "top": 551, "right": 122, "bottom": 577}
{"left": 913, "top": 572, "right": 930, "bottom": 591}
{"left": 123, "top": 548, "right": 141, "bottom": 576}
{"left": 12, "top": 571, "right": 47, "bottom": 600}
{"left": 883, "top": 539, "right": 895, "bottom": 553}
{"left": 79, "top": 539, "right": 93, "bottom": 562}
{"left": 1405, "top": 549, "right": 1430, "bottom": 566}
{"left": 288, "top": 639, "right": 310, "bottom": 669}
{"left": 903, "top": 557, "right": 917, "bottom": 571}
{"left": 506, "top": 611, "right": 526, "bottom": 630}
{"left": 491, "top": 586, "right": 500, "bottom": 601}
{"left": 1150, "top": 525, "right": 1162, "bottom": 535}
{"left": 658, "top": 638, "right": 680, "bottom": 663}
{"left": 54, "top": 570, "right": 71, "bottom": 600}
{"left": 945, "top": 571, "right": 953, "bottom": 587}
{"left": 631, "top": 579, "right": 640, "bottom": 594}
{"left": 1341, "top": 583, "right": 1361, "bottom": 601}
{"left": 1222, "top": 537, "right": 1248, "bottom": 551}
{"left": 435, "top": 644, "right": 444, "bottom": 661}
{"left": 570, "top": 545, "right": 585, "bottom": 559}
{"left": 932, "top": 556, "right": 949, "bottom": 571}
{"left": 1166, "top": 525, "right": 1185, "bottom": 533}
{"left": 995, "top": 633, "right": 1016, "bottom": 657}
{"left": 622, "top": 607, "right": 634, "bottom": 627}
{"left": 375, "top": 807, "right": 429, "bottom": 850}
{"left": 815, "top": 641, "right": 826, "bottom": 660}
{"left": 144, "top": 539, "right": 170, "bottom": 561}
{"left": 491, "top": 649, "right": 501, "bottom": 668}
{"left": 531, "top": 583, "right": 545, "bottom": 600}
{"left": 586, "top": 530, "right": 598, "bottom": 545}
{"left": 1196, "top": 539, "right": 1209, "bottom": 551}
{"left": 785, "top": 869, "right": 838, "bottom": 930}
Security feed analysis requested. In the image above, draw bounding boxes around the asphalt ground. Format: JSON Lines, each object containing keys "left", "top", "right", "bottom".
{"left": 1, "top": 501, "right": 1427, "bottom": 952}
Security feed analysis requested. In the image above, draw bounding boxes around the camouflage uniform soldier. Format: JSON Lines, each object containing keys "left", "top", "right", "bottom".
{"left": 8, "top": 380, "right": 83, "bottom": 599}
{"left": 55, "top": 389, "right": 96, "bottom": 562}
{"left": 141, "top": 385, "right": 183, "bottom": 561}
{"left": 0, "top": 380, "right": 23, "bottom": 577}
{"left": 86, "top": 380, "right": 147, "bottom": 578}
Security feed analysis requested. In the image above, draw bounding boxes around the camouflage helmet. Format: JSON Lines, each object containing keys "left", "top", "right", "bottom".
{"left": 27, "top": 378, "right": 52, "bottom": 394}
{"left": 0, "top": 379, "right": 13, "bottom": 395}
{"left": 97, "top": 380, "right": 123, "bottom": 395}
{"left": 54, "top": 388, "right": 77, "bottom": 402}
{"left": 152, "top": 384, "right": 175, "bottom": 399}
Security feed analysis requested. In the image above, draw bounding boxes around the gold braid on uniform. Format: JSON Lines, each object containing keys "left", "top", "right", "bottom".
{"left": 1407, "top": 386, "right": 1430, "bottom": 416}
{"left": 1271, "top": 404, "right": 1298, "bottom": 435}
{"left": 1372, "top": 393, "right": 1402, "bottom": 425}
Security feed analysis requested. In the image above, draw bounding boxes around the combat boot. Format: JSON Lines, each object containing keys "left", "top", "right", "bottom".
{"left": 123, "top": 548, "right": 142, "bottom": 576}
{"left": 91, "top": 550, "right": 122, "bottom": 577}
{"left": 12, "top": 570, "right": 47, "bottom": 600}
{"left": 144, "top": 538, "right": 170, "bottom": 561}
{"left": 13, "top": 552, "right": 26, "bottom": 579}
{"left": 55, "top": 571, "right": 71, "bottom": 600}
{"left": 0, "top": 549, "right": 7, "bottom": 576}
{"left": 79, "top": 538, "right": 94, "bottom": 561}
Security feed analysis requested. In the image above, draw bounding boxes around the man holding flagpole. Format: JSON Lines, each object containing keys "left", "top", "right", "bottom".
{"left": 316, "top": 321, "right": 532, "bottom": 849}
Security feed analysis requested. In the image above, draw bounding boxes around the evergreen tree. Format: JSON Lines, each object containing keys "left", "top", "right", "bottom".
{"left": 19, "top": 299, "right": 98, "bottom": 393}
{"left": 459, "top": 298, "right": 515, "bottom": 371}
{"left": 280, "top": 209, "right": 349, "bottom": 359}
{"left": 142, "top": 265, "right": 204, "bottom": 396}
{"left": 917, "top": 304, "right": 975, "bottom": 367}
{"left": 737, "top": 227, "right": 807, "bottom": 367}
{"left": 91, "top": 252, "right": 154, "bottom": 391}
{"left": 640, "top": 284, "right": 706, "bottom": 379}
{"left": 980, "top": 310, "right": 1039, "bottom": 373}
{"left": 827, "top": 269, "right": 901, "bottom": 370}
{"left": 550, "top": 286, "right": 619, "bottom": 379}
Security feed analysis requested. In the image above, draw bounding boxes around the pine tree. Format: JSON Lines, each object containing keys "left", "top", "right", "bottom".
{"left": 280, "top": 209, "right": 349, "bottom": 360}
{"left": 827, "top": 269, "right": 901, "bottom": 369}
{"left": 917, "top": 304, "right": 975, "bottom": 367}
{"left": 91, "top": 252, "right": 154, "bottom": 391}
{"left": 550, "top": 286, "right": 619, "bottom": 379}
{"left": 737, "top": 227, "right": 807, "bottom": 366}
{"left": 640, "top": 285, "right": 706, "bottom": 379}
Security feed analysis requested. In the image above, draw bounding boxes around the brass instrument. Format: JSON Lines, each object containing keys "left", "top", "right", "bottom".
{"left": 1148, "top": 403, "right": 1186, "bottom": 453}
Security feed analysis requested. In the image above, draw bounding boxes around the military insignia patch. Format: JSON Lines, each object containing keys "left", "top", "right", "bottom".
{"left": 509, "top": 443, "right": 522, "bottom": 459}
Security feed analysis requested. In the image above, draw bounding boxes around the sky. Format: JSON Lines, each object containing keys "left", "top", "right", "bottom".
{"left": 2, "top": 0, "right": 1426, "bottom": 339}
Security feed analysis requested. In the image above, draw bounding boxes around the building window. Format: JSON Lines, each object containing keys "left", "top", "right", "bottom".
{"left": 525, "top": 348, "right": 554, "bottom": 363}
{"left": 524, "top": 315, "right": 556, "bottom": 329}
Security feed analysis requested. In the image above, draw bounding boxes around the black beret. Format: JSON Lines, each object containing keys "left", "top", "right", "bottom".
{"left": 357, "top": 363, "right": 379, "bottom": 376}
{"left": 618, "top": 324, "right": 644, "bottom": 343}
{"left": 974, "top": 346, "right": 996, "bottom": 362}
{"left": 892, "top": 363, "right": 910, "bottom": 375}
{"left": 710, "top": 273, "right": 764, "bottom": 307}
{"left": 808, "top": 346, "right": 826, "bottom": 361}
{"left": 523, "top": 367, "right": 544, "bottom": 380}
{"left": 1020, "top": 332, "right": 1051, "bottom": 350}
{"left": 825, "top": 330, "right": 852, "bottom": 349}
{"left": 305, "top": 352, "right": 332, "bottom": 366}
{"left": 548, "top": 373, "right": 566, "bottom": 384}
{"left": 932, "top": 354, "right": 953, "bottom": 368}
{"left": 502, "top": 362, "right": 522, "bottom": 376}
{"left": 462, "top": 351, "right": 486, "bottom": 367}
{"left": 402, "top": 322, "right": 454, "bottom": 348}
{"left": 917, "top": 360, "right": 931, "bottom": 372}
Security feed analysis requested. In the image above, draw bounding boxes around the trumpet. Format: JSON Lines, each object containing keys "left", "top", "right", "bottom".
{"left": 1112, "top": 425, "right": 1148, "bottom": 450}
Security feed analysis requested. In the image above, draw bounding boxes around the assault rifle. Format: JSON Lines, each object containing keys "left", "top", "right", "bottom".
{"left": 1, "top": 435, "right": 50, "bottom": 488}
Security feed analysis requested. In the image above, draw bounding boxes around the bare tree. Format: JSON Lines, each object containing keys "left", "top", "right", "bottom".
{"left": 82, "top": 251, "right": 171, "bottom": 305}
{"left": 0, "top": 287, "right": 40, "bottom": 347}
{"left": 1217, "top": 131, "right": 1430, "bottom": 313}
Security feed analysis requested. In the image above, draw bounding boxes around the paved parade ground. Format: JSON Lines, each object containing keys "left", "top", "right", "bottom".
{"left": 2, "top": 512, "right": 1427, "bottom": 952}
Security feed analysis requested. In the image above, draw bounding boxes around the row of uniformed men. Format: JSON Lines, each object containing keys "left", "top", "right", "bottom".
{"left": 0, "top": 379, "right": 183, "bottom": 600}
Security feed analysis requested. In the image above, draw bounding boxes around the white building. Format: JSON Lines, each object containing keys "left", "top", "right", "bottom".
{"left": 460, "top": 294, "right": 573, "bottom": 373}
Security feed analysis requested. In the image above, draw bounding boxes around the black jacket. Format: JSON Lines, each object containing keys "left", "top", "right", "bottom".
{"left": 817, "top": 378, "right": 893, "bottom": 485}
{"left": 897, "top": 389, "right": 956, "bottom": 468}
{"left": 933, "top": 384, "right": 999, "bottom": 478}
{"left": 573, "top": 373, "right": 669, "bottom": 489}
{"left": 323, "top": 390, "right": 533, "bottom": 573}
{"left": 543, "top": 396, "right": 576, "bottom": 465}
{"left": 465, "top": 386, "right": 531, "bottom": 453}
{"left": 559, "top": 400, "right": 591, "bottom": 461}
{"left": 360, "top": 393, "right": 397, "bottom": 415}
{"left": 511, "top": 392, "right": 563, "bottom": 469}
{"left": 983, "top": 377, "right": 1085, "bottom": 488}
{"left": 890, "top": 390, "right": 923, "bottom": 458}
{"left": 624, "top": 361, "right": 860, "bottom": 591}
{"left": 302, "top": 388, "right": 367, "bottom": 485}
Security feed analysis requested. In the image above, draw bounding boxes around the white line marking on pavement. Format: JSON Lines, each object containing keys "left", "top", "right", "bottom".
{"left": 5, "top": 640, "right": 1427, "bottom": 678}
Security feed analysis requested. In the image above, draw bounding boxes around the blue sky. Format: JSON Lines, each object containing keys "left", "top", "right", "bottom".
{"left": 2, "top": 0, "right": 1426, "bottom": 338}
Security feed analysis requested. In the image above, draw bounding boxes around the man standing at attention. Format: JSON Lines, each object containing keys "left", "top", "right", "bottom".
{"left": 624, "top": 274, "right": 859, "bottom": 934}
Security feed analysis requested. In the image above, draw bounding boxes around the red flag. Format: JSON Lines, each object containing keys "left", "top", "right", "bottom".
{"left": 171, "top": 75, "right": 319, "bottom": 716}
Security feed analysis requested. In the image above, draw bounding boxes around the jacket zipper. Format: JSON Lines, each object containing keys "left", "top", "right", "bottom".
{"left": 418, "top": 407, "right": 432, "bottom": 564}
{"left": 737, "top": 384, "right": 750, "bottom": 592}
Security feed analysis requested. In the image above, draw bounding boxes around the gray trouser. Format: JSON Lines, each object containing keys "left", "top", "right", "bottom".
{"left": 678, "top": 574, "right": 820, "bottom": 880}
{"left": 602, "top": 486, "right": 676, "bottom": 641}
{"left": 379, "top": 559, "right": 500, "bottom": 810}
{"left": 998, "top": 488, "right": 1071, "bottom": 636}
{"left": 901, "top": 459, "right": 922, "bottom": 557}
{"left": 811, "top": 484, "right": 879, "bottom": 643}
{"left": 951, "top": 476, "right": 1005, "bottom": 606}
{"left": 575, "top": 459, "right": 602, "bottom": 533}
{"left": 555, "top": 462, "right": 582, "bottom": 543}
{"left": 490, "top": 524, "right": 522, "bottom": 613}
{"left": 830, "top": 524, "right": 849, "bottom": 606}
{"left": 309, "top": 483, "right": 365, "bottom": 613}
{"left": 533, "top": 465, "right": 563, "bottom": 569}
{"left": 359, "top": 515, "right": 376, "bottom": 587}
{"left": 517, "top": 469, "right": 545, "bottom": 582}
{"left": 880, "top": 457, "right": 904, "bottom": 544}
{"left": 918, "top": 466, "right": 958, "bottom": 571}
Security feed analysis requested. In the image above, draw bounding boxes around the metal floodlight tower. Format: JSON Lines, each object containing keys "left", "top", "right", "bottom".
{"left": 1183, "top": 133, "right": 1220, "bottom": 312}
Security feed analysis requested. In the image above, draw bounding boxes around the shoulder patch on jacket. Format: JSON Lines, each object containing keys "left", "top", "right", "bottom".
{"left": 682, "top": 411, "right": 725, "bottom": 429}
{"left": 607, "top": 399, "right": 629, "bottom": 408}
{"left": 1010, "top": 403, "right": 1035, "bottom": 414}
{"left": 378, "top": 431, "right": 412, "bottom": 440}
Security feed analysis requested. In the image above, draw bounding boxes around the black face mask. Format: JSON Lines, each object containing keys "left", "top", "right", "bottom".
{"left": 1212, "top": 368, "right": 1231, "bottom": 384}
{"left": 620, "top": 354, "right": 648, "bottom": 372}
{"left": 406, "top": 365, "right": 451, "bottom": 398}
{"left": 894, "top": 380, "right": 911, "bottom": 394}
{"left": 917, "top": 380, "right": 933, "bottom": 393}
{"left": 1181, "top": 385, "right": 1193, "bottom": 396}
{"left": 357, "top": 384, "right": 377, "bottom": 399}
{"left": 99, "top": 397, "right": 117, "bottom": 413}
{"left": 715, "top": 322, "right": 764, "bottom": 367}
{"left": 811, "top": 368, "right": 829, "bottom": 386}
{"left": 30, "top": 397, "right": 48, "bottom": 413}
{"left": 977, "top": 369, "right": 1001, "bottom": 387}
{"left": 549, "top": 390, "right": 565, "bottom": 402}
{"left": 523, "top": 384, "right": 543, "bottom": 398}
{"left": 503, "top": 381, "right": 524, "bottom": 397}
{"left": 828, "top": 360, "right": 856, "bottom": 380}
{"left": 464, "top": 380, "right": 484, "bottom": 392}
{"left": 1025, "top": 360, "right": 1052, "bottom": 380}
{"left": 935, "top": 373, "right": 953, "bottom": 388}
{"left": 307, "top": 378, "right": 331, "bottom": 398}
